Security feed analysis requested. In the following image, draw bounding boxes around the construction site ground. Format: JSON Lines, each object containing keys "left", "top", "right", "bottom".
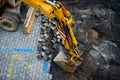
{"left": 0, "top": 0, "right": 120, "bottom": 80}
{"left": 50, "top": 1, "right": 120, "bottom": 80}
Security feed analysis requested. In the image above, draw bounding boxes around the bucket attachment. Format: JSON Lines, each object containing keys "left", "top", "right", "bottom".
{"left": 53, "top": 51, "right": 82, "bottom": 73}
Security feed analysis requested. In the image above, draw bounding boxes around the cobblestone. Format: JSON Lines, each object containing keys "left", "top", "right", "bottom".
{"left": 0, "top": 16, "right": 52, "bottom": 80}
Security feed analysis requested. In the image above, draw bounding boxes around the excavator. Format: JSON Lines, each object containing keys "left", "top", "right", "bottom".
{"left": 1, "top": 0, "right": 83, "bottom": 73}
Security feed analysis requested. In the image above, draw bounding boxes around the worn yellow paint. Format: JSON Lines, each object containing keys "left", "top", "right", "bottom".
{"left": 7, "top": 57, "right": 14, "bottom": 80}
{"left": 7, "top": 54, "right": 31, "bottom": 80}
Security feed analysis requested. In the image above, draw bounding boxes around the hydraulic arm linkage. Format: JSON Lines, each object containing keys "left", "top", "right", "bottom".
{"left": 12, "top": 0, "right": 83, "bottom": 73}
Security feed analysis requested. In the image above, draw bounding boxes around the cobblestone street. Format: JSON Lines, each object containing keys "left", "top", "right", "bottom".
{"left": 0, "top": 16, "right": 52, "bottom": 80}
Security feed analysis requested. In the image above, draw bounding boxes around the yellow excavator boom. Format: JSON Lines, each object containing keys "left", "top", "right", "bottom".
{"left": 12, "top": 0, "right": 82, "bottom": 73}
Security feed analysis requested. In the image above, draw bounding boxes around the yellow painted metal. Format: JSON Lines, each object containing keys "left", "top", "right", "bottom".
{"left": 54, "top": 51, "right": 78, "bottom": 73}
{"left": 12, "top": 0, "right": 82, "bottom": 72}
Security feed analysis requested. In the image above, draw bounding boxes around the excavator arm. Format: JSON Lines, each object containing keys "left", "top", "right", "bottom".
{"left": 12, "top": 0, "right": 82, "bottom": 73}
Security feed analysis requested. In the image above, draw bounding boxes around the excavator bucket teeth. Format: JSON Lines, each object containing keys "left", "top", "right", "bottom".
{"left": 53, "top": 51, "right": 80, "bottom": 73}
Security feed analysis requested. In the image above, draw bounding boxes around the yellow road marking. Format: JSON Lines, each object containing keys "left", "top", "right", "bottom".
{"left": 7, "top": 54, "right": 31, "bottom": 80}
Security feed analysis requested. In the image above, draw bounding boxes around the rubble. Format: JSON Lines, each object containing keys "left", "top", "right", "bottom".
{"left": 90, "top": 40, "right": 120, "bottom": 68}
{"left": 37, "top": 14, "right": 56, "bottom": 62}
{"left": 42, "top": 46, "right": 48, "bottom": 51}
{"left": 48, "top": 54, "right": 52, "bottom": 60}
{"left": 38, "top": 37, "right": 43, "bottom": 42}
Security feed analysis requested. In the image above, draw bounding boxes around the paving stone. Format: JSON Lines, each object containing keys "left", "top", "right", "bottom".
{"left": 0, "top": 16, "right": 52, "bottom": 80}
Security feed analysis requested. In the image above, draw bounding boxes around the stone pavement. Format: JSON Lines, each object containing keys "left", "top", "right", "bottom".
{"left": 0, "top": 16, "right": 52, "bottom": 80}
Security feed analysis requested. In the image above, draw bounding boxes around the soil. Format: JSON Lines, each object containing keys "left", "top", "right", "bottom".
{"left": 50, "top": 1, "right": 120, "bottom": 80}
